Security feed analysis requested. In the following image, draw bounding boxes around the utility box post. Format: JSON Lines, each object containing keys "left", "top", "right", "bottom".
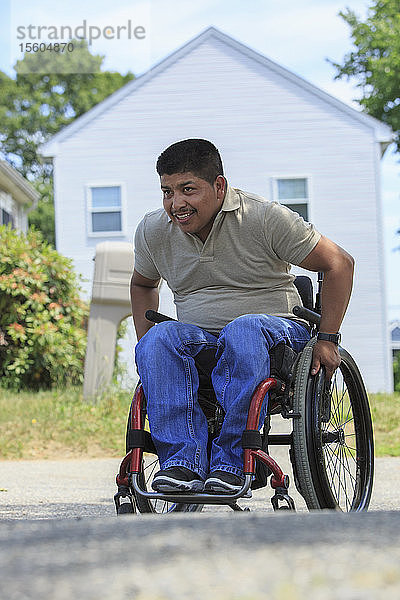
{"left": 83, "top": 242, "right": 133, "bottom": 400}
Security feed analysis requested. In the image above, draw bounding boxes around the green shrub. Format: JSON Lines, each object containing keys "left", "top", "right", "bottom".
{"left": 0, "top": 225, "right": 88, "bottom": 390}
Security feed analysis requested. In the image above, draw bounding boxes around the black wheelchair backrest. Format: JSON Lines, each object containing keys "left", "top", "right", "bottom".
{"left": 293, "top": 276, "right": 314, "bottom": 311}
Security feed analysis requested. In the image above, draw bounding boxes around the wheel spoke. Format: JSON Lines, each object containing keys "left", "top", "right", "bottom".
{"left": 337, "top": 447, "right": 357, "bottom": 484}
{"left": 144, "top": 458, "right": 159, "bottom": 485}
{"left": 337, "top": 446, "right": 342, "bottom": 506}
{"left": 335, "top": 385, "right": 346, "bottom": 428}
{"left": 342, "top": 445, "right": 357, "bottom": 486}
{"left": 323, "top": 440, "right": 356, "bottom": 509}
{"left": 342, "top": 445, "right": 356, "bottom": 509}
{"left": 339, "top": 414, "right": 355, "bottom": 428}
{"left": 329, "top": 380, "right": 341, "bottom": 429}
{"left": 324, "top": 445, "right": 340, "bottom": 498}
{"left": 336, "top": 447, "right": 353, "bottom": 508}
{"left": 323, "top": 456, "right": 337, "bottom": 498}
{"left": 324, "top": 441, "right": 341, "bottom": 471}
{"left": 325, "top": 442, "right": 342, "bottom": 494}
{"left": 342, "top": 398, "right": 353, "bottom": 428}
{"left": 339, "top": 447, "right": 349, "bottom": 511}
{"left": 329, "top": 378, "right": 348, "bottom": 430}
{"left": 342, "top": 447, "right": 353, "bottom": 511}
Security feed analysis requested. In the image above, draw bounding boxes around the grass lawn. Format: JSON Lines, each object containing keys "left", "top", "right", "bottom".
{"left": 0, "top": 387, "right": 399, "bottom": 460}
{"left": 370, "top": 393, "right": 400, "bottom": 457}
{"left": 0, "top": 386, "right": 132, "bottom": 460}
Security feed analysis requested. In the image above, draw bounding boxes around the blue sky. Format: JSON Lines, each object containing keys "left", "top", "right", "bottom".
{"left": 1, "top": 0, "right": 399, "bottom": 320}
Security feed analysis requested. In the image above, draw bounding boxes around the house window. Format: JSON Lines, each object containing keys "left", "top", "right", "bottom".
{"left": 88, "top": 186, "right": 122, "bottom": 234}
{"left": 275, "top": 178, "right": 309, "bottom": 221}
{"left": 1, "top": 208, "right": 14, "bottom": 228}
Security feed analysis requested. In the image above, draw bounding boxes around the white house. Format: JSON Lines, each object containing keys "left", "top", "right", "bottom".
{"left": 41, "top": 27, "right": 394, "bottom": 392}
{"left": 0, "top": 160, "right": 39, "bottom": 231}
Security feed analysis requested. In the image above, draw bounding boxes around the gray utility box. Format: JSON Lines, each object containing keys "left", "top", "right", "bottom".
{"left": 83, "top": 242, "right": 133, "bottom": 399}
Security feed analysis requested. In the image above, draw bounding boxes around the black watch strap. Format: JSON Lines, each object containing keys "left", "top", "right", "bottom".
{"left": 317, "top": 332, "right": 341, "bottom": 345}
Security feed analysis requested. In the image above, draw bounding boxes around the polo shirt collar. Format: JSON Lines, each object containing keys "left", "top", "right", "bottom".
{"left": 221, "top": 185, "right": 241, "bottom": 212}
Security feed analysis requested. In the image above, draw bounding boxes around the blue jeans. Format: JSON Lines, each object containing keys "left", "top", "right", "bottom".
{"left": 135, "top": 314, "right": 310, "bottom": 479}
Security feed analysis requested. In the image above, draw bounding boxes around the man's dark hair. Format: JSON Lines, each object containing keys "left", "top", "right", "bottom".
{"left": 156, "top": 139, "right": 224, "bottom": 185}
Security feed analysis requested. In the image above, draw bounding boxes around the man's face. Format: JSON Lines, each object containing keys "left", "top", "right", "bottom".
{"left": 161, "top": 172, "right": 226, "bottom": 242}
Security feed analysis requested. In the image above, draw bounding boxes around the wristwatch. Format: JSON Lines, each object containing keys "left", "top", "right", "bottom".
{"left": 317, "top": 332, "right": 341, "bottom": 345}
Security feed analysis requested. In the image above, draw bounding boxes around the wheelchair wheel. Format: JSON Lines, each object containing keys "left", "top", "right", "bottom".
{"left": 291, "top": 338, "right": 374, "bottom": 511}
{"left": 126, "top": 411, "right": 203, "bottom": 514}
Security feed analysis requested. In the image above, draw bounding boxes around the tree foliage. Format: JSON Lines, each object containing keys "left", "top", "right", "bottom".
{"left": 0, "top": 40, "right": 134, "bottom": 179}
{"left": 331, "top": 0, "right": 400, "bottom": 151}
{"left": 0, "top": 225, "right": 89, "bottom": 390}
{"left": 27, "top": 178, "right": 55, "bottom": 246}
{"left": 0, "top": 41, "right": 134, "bottom": 243}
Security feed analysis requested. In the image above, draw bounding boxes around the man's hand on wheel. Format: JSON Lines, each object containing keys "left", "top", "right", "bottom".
{"left": 311, "top": 340, "right": 341, "bottom": 381}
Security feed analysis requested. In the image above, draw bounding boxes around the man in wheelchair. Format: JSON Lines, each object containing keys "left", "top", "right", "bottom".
{"left": 131, "top": 139, "right": 354, "bottom": 496}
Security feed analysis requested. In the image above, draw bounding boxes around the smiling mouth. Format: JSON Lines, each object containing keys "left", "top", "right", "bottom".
{"left": 173, "top": 210, "right": 196, "bottom": 223}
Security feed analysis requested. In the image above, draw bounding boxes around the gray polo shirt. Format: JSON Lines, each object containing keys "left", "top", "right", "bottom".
{"left": 134, "top": 186, "right": 321, "bottom": 333}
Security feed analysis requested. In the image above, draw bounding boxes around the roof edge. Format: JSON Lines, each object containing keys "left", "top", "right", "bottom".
{"left": 208, "top": 28, "right": 393, "bottom": 141}
{"left": 0, "top": 160, "right": 40, "bottom": 206}
{"left": 40, "top": 26, "right": 393, "bottom": 156}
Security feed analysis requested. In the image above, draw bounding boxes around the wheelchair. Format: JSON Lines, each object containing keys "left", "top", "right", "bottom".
{"left": 115, "top": 272, "right": 374, "bottom": 514}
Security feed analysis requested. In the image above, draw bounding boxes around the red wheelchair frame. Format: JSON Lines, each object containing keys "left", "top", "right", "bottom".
{"left": 115, "top": 375, "right": 295, "bottom": 513}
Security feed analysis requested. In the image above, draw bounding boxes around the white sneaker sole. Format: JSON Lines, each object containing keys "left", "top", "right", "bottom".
{"left": 204, "top": 478, "right": 252, "bottom": 498}
{"left": 151, "top": 476, "right": 204, "bottom": 493}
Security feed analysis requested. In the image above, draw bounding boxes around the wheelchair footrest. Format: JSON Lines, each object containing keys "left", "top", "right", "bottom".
{"left": 271, "top": 486, "right": 296, "bottom": 511}
{"left": 114, "top": 485, "right": 136, "bottom": 515}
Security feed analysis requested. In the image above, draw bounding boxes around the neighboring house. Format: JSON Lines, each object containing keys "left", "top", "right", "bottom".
{"left": 391, "top": 321, "right": 400, "bottom": 354}
{"left": 0, "top": 160, "right": 39, "bottom": 231}
{"left": 41, "top": 27, "right": 394, "bottom": 392}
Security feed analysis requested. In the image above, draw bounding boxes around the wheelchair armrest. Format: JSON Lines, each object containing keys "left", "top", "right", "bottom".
{"left": 293, "top": 305, "right": 321, "bottom": 327}
{"left": 145, "top": 310, "right": 177, "bottom": 323}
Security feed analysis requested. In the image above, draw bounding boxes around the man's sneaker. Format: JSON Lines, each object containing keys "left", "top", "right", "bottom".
{"left": 151, "top": 466, "right": 204, "bottom": 493}
{"left": 204, "top": 470, "right": 252, "bottom": 497}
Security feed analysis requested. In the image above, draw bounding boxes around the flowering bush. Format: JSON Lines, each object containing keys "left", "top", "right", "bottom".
{"left": 0, "top": 226, "right": 88, "bottom": 390}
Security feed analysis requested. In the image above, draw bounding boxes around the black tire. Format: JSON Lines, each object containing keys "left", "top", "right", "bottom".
{"left": 126, "top": 398, "right": 203, "bottom": 514}
{"left": 292, "top": 338, "right": 374, "bottom": 511}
